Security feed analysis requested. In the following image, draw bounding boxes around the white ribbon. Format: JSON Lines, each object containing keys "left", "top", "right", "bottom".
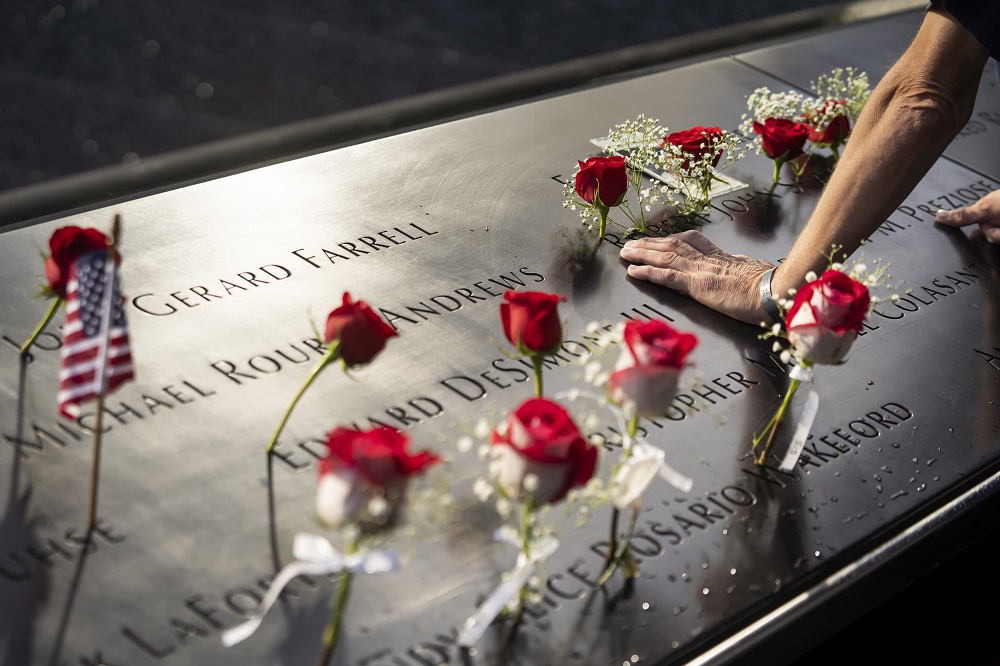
{"left": 788, "top": 364, "right": 814, "bottom": 382}
{"left": 612, "top": 440, "right": 693, "bottom": 509}
{"left": 779, "top": 389, "right": 820, "bottom": 471}
{"left": 456, "top": 532, "right": 559, "bottom": 648}
{"left": 221, "top": 533, "right": 398, "bottom": 648}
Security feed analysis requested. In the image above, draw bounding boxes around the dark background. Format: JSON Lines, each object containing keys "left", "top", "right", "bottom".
{"left": 1, "top": 0, "right": 854, "bottom": 195}
{"left": 3, "top": 1, "right": 999, "bottom": 664}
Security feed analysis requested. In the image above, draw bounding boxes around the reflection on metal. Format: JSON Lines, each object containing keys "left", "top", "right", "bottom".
{"left": 1, "top": 5, "right": 999, "bottom": 666}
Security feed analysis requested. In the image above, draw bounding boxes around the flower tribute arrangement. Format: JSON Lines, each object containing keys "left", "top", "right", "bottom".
{"left": 754, "top": 252, "right": 890, "bottom": 469}
{"left": 579, "top": 319, "right": 697, "bottom": 584}
{"left": 659, "top": 125, "right": 749, "bottom": 213}
{"left": 265, "top": 292, "right": 398, "bottom": 453}
{"left": 740, "top": 67, "right": 871, "bottom": 182}
{"left": 500, "top": 289, "right": 566, "bottom": 397}
{"left": 224, "top": 425, "right": 440, "bottom": 664}
{"left": 20, "top": 225, "right": 110, "bottom": 356}
{"left": 564, "top": 115, "right": 750, "bottom": 236}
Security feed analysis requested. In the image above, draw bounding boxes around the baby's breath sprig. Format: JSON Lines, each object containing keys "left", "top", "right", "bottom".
{"left": 600, "top": 114, "right": 674, "bottom": 236}
{"left": 739, "top": 87, "right": 808, "bottom": 151}
{"left": 657, "top": 130, "right": 750, "bottom": 214}
{"left": 809, "top": 66, "right": 871, "bottom": 122}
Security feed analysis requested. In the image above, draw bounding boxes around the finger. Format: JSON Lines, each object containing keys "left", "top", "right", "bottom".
{"left": 626, "top": 263, "right": 690, "bottom": 294}
{"left": 936, "top": 200, "right": 989, "bottom": 227}
{"left": 619, "top": 244, "right": 693, "bottom": 270}
{"left": 983, "top": 224, "right": 1000, "bottom": 244}
{"left": 672, "top": 229, "right": 724, "bottom": 257}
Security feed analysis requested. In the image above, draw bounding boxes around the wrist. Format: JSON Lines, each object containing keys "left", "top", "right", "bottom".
{"left": 758, "top": 266, "right": 782, "bottom": 324}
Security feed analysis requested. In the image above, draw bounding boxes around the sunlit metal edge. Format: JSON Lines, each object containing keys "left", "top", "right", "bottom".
{"left": 684, "top": 466, "right": 1000, "bottom": 665}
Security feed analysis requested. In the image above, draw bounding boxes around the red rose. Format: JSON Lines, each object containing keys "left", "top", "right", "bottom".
{"left": 500, "top": 290, "right": 566, "bottom": 356}
{"left": 316, "top": 426, "right": 440, "bottom": 529}
{"left": 786, "top": 270, "right": 870, "bottom": 364}
{"left": 806, "top": 100, "right": 851, "bottom": 146}
{"left": 663, "top": 126, "right": 725, "bottom": 170}
{"left": 324, "top": 292, "right": 398, "bottom": 366}
{"left": 575, "top": 155, "right": 628, "bottom": 208}
{"left": 752, "top": 118, "right": 811, "bottom": 160}
{"left": 609, "top": 319, "right": 698, "bottom": 418}
{"left": 44, "top": 226, "right": 109, "bottom": 299}
{"left": 491, "top": 398, "right": 597, "bottom": 506}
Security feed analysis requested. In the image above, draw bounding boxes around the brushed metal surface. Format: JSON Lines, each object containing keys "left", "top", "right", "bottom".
{"left": 2, "top": 8, "right": 999, "bottom": 666}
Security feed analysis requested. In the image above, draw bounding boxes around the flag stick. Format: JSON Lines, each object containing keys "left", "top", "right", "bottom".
{"left": 86, "top": 214, "right": 120, "bottom": 533}
{"left": 87, "top": 397, "right": 105, "bottom": 533}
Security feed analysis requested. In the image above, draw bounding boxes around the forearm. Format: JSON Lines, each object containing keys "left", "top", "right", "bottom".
{"left": 772, "top": 8, "right": 988, "bottom": 296}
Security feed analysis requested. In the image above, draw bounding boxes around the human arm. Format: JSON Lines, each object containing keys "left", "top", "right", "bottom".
{"left": 620, "top": 7, "right": 990, "bottom": 324}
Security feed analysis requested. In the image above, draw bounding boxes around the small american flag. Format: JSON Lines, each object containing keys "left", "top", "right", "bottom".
{"left": 57, "top": 248, "right": 134, "bottom": 419}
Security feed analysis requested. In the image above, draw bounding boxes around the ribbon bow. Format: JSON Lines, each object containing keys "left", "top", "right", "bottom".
{"left": 612, "top": 440, "right": 693, "bottom": 510}
{"left": 456, "top": 531, "right": 559, "bottom": 648}
{"left": 779, "top": 365, "right": 819, "bottom": 471}
{"left": 221, "top": 533, "right": 398, "bottom": 648}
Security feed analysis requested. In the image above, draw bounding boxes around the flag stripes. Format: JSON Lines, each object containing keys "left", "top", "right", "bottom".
{"left": 57, "top": 249, "right": 134, "bottom": 418}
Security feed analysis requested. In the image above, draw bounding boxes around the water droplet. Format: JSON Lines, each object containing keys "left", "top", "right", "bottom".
{"left": 701, "top": 562, "right": 709, "bottom": 569}
{"left": 631, "top": 656, "right": 640, "bottom": 664}
{"left": 702, "top": 587, "right": 710, "bottom": 595}
{"left": 891, "top": 442, "right": 901, "bottom": 448}
{"left": 842, "top": 517, "right": 853, "bottom": 524}
{"left": 948, "top": 427, "right": 954, "bottom": 433}
{"left": 641, "top": 601, "right": 653, "bottom": 611}
{"left": 830, "top": 496, "right": 838, "bottom": 502}
{"left": 874, "top": 474, "right": 882, "bottom": 482}
{"left": 814, "top": 550, "right": 822, "bottom": 558}
{"left": 876, "top": 485, "right": 883, "bottom": 493}
{"left": 681, "top": 573, "right": 690, "bottom": 581}
{"left": 926, "top": 458, "right": 936, "bottom": 466}
{"left": 722, "top": 528, "right": 729, "bottom": 535}
{"left": 917, "top": 483, "right": 926, "bottom": 492}
{"left": 673, "top": 606, "right": 684, "bottom": 615}
{"left": 671, "top": 641, "right": 679, "bottom": 649}
{"left": 730, "top": 568, "right": 737, "bottom": 575}
{"left": 468, "top": 648, "right": 478, "bottom": 657}
{"left": 890, "top": 490, "right": 908, "bottom": 500}
{"left": 912, "top": 457, "right": 918, "bottom": 464}
{"left": 867, "top": 380, "right": 874, "bottom": 385}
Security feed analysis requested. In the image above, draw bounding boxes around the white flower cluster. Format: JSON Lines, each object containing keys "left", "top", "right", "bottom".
{"left": 657, "top": 130, "right": 750, "bottom": 211}
{"left": 739, "top": 67, "right": 871, "bottom": 157}
{"left": 810, "top": 66, "right": 871, "bottom": 122}
{"left": 738, "top": 87, "right": 808, "bottom": 150}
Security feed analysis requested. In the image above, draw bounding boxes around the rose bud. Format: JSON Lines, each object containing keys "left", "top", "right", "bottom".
{"left": 806, "top": 100, "right": 851, "bottom": 146}
{"left": 575, "top": 155, "right": 628, "bottom": 209}
{"left": 44, "top": 226, "right": 110, "bottom": 299}
{"left": 316, "top": 426, "right": 440, "bottom": 530}
{"left": 500, "top": 290, "right": 566, "bottom": 356}
{"left": 663, "top": 126, "right": 725, "bottom": 170}
{"left": 608, "top": 319, "right": 698, "bottom": 419}
{"left": 325, "top": 292, "right": 399, "bottom": 367}
{"left": 490, "top": 398, "right": 597, "bottom": 507}
{"left": 752, "top": 118, "right": 811, "bottom": 160}
{"left": 786, "top": 270, "right": 870, "bottom": 365}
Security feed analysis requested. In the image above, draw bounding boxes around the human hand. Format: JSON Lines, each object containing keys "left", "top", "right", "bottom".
{"left": 619, "top": 230, "right": 775, "bottom": 326}
{"left": 935, "top": 189, "right": 1000, "bottom": 243}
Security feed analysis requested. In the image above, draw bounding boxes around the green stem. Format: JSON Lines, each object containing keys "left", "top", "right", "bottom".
{"left": 20, "top": 297, "right": 62, "bottom": 356}
{"left": 597, "top": 207, "right": 608, "bottom": 239}
{"left": 771, "top": 158, "right": 784, "bottom": 184}
{"left": 318, "top": 533, "right": 358, "bottom": 666}
{"left": 753, "top": 378, "right": 801, "bottom": 466}
{"left": 531, "top": 355, "right": 544, "bottom": 398}
{"left": 596, "top": 508, "right": 640, "bottom": 586}
{"left": 266, "top": 341, "right": 340, "bottom": 452}
{"left": 509, "top": 502, "right": 534, "bottom": 625}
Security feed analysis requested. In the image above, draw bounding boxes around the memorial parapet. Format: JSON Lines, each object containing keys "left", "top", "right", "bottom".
{"left": 2, "top": 6, "right": 999, "bottom": 666}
